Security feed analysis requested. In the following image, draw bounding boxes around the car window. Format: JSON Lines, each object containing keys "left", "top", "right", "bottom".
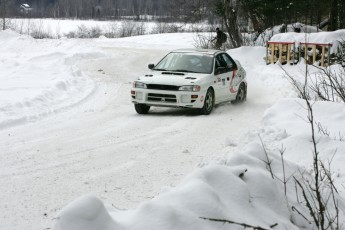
{"left": 215, "top": 54, "right": 229, "bottom": 74}
{"left": 221, "top": 53, "right": 236, "bottom": 70}
{"left": 155, "top": 53, "right": 179, "bottom": 70}
{"left": 154, "top": 52, "right": 213, "bottom": 74}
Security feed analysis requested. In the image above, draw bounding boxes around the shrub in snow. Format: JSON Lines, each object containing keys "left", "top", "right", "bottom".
{"left": 283, "top": 63, "right": 344, "bottom": 229}
{"left": 118, "top": 20, "right": 136, "bottom": 37}
{"left": 103, "top": 22, "right": 118, "bottom": 38}
{"left": 134, "top": 21, "right": 147, "bottom": 36}
{"left": 282, "top": 62, "right": 345, "bottom": 104}
{"left": 89, "top": 26, "right": 102, "bottom": 38}
{"left": 30, "top": 30, "right": 53, "bottom": 39}
{"left": 193, "top": 32, "right": 214, "bottom": 49}
{"left": 65, "top": 25, "right": 102, "bottom": 39}
{"left": 334, "top": 40, "right": 345, "bottom": 68}
{"left": 151, "top": 22, "right": 184, "bottom": 34}
{"left": 116, "top": 21, "right": 148, "bottom": 37}
{"left": 65, "top": 25, "right": 87, "bottom": 38}
{"left": 309, "top": 68, "right": 345, "bottom": 103}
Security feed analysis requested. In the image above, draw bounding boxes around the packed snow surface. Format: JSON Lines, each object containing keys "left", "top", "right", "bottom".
{"left": 0, "top": 29, "right": 344, "bottom": 230}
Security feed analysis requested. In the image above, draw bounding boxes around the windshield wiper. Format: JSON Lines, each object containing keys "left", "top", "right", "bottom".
{"left": 171, "top": 69, "right": 198, "bottom": 73}
{"left": 153, "top": 68, "right": 167, "bottom": 71}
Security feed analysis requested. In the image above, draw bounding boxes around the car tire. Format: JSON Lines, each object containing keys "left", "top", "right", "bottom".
{"left": 231, "top": 83, "right": 246, "bottom": 104}
{"left": 134, "top": 104, "right": 150, "bottom": 114}
{"left": 200, "top": 88, "right": 214, "bottom": 115}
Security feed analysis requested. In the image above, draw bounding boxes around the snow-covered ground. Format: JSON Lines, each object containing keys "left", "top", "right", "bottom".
{"left": 0, "top": 29, "right": 344, "bottom": 230}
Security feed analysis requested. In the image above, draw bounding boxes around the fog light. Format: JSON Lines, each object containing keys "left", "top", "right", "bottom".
{"left": 181, "top": 95, "right": 190, "bottom": 103}
{"left": 136, "top": 92, "right": 143, "bottom": 100}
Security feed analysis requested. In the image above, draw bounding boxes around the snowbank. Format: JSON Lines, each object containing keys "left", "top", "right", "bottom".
{"left": 54, "top": 145, "right": 301, "bottom": 230}
{"left": 0, "top": 30, "right": 100, "bottom": 129}
{"left": 54, "top": 97, "right": 345, "bottom": 230}
{"left": 261, "top": 98, "right": 345, "bottom": 192}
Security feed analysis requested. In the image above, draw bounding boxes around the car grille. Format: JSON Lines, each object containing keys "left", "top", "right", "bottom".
{"left": 148, "top": 93, "right": 177, "bottom": 103}
{"left": 146, "top": 84, "right": 179, "bottom": 91}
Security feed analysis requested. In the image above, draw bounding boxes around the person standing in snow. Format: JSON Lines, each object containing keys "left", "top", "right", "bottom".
{"left": 212, "top": 28, "right": 227, "bottom": 50}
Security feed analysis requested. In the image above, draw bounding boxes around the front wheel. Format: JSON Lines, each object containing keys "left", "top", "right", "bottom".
{"left": 231, "top": 84, "right": 246, "bottom": 104}
{"left": 200, "top": 89, "right": 214, "bottom": 115}
{"left": 134, "top": 104, "right": 150, "bottom": 114}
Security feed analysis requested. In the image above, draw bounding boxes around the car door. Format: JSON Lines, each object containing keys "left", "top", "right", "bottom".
{"left": 220, "top": 53, "right": 238, "bottom": 100}
{"left": 214, "top": 54, "right": 233, "bottom": 102}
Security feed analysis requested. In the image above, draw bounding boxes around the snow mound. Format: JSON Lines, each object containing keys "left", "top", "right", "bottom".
{"left": 229, "top": 46, "right": 266, "bottom": 66}
{"left": 54, "top": 145, "right": 302, "bottom": 230}
{"left": 54, "top": 195, "right": 120, "bottom": 230}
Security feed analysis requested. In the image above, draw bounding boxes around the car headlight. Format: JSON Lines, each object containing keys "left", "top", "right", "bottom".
{"left": 179, "top": 85, "right": 201, "bottom": 92}
{"left": 133, "top": 81, "right": 147, "bottom": 89}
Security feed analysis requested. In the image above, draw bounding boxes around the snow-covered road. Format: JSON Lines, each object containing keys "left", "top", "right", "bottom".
{"left": 0, "top": 32, "right": 292, "bottom": 230}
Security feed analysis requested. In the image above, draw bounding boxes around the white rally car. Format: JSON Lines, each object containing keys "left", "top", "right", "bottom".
{"left": 131, "top": 49, "right": 247, "bottom": 115}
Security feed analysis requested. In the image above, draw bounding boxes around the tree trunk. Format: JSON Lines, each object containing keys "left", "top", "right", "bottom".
{"left": 1, "top": 0, "right": 7, "bottom": 30}
{"left": 329, "top": 0, "right": 338, "bottom": 31}
{"left": 340, "top": 1, "right": 345, "bottom": 29}
{"left": 223, "top": 0, "right": 242, "bottom": 48}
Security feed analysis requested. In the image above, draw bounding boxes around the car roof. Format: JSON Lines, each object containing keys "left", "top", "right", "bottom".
{"left": 171, "top": 49, "right": 223, "bottom": 56}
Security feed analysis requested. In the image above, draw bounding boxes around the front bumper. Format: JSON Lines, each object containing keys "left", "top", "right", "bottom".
{"left": 131, "top": 88, "right": 206, "bottom": 108}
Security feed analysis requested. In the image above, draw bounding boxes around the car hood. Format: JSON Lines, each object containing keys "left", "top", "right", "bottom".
{"left": 137, "top": 71, "right": 208, "bottom": 85}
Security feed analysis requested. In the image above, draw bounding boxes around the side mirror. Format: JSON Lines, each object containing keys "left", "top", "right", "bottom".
{"left": 148, "top": 64, "right": 154, "bottom": 69}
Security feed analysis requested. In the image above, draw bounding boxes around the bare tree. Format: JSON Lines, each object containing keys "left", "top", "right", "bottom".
{"left": 329, "top": 0, "right": 338, "bottom": 31}
{"left": 1, "top": 0, "right": 9, "bottom": 30}
{"left": 222, "top": 0, "right": 242, "bottom": 48}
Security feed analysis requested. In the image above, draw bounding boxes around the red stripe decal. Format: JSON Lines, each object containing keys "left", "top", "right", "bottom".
{"left": 230, "top": 69, "right": 237, "bottom": 93}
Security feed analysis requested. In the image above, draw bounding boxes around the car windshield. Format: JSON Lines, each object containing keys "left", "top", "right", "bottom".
{"left": 153, "top": 52, "right": 214, "bottom": 74}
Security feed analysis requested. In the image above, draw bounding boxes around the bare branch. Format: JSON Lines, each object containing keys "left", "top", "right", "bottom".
{"left": 200, "top": 217, "right": 276, "bottom": 230}
{"left": 258, "top": 134, "right": 274, "bottom": 179}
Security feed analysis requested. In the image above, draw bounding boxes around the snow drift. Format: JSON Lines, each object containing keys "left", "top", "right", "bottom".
{"left": 54, "top": 97, "right": 345, "bottom": 230}
{"left": 54, "top": 144, "right": 300, "bottom": 230}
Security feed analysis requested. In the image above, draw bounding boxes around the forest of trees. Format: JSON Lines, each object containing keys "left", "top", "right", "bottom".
{"left": 0, "top": 0, "right": 215, "bottom": 22}
{"left": 1, "top": 0, "right": 344, "bottom": 32}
